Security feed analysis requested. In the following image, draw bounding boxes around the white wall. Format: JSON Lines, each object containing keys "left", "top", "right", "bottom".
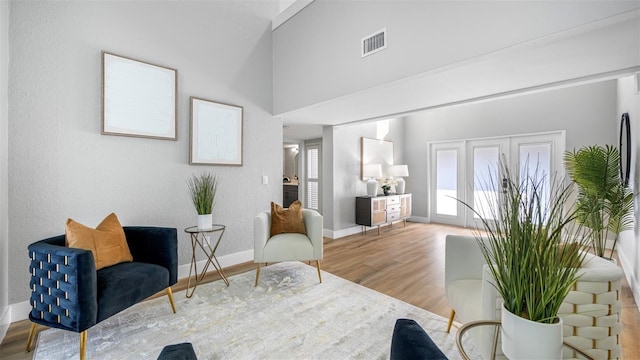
{"left": 7, "top": 1, "right": 281, "bottom": 306}
{"left": 323, "top": 118, "right": 404, "bottom": 237}
{"left": 617, "top": 75, "right": 640, "bottom": 310}
{"left": 405, "top": 81, "right": 618, "bottom": 219}
{"left": 0, "top": 0, "right": 9, "bottom": 339}
{"left": 273, "top": 0, "right": 639, "bottom": 115}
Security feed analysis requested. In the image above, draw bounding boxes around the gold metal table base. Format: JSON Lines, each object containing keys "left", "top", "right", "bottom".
{"left": 184, "top": 225, "right": 229, "bottom": 298}
{"left": 455, "top": 319, "right": 595, "bottom": 360}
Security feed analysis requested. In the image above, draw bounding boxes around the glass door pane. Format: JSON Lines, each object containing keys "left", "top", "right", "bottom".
{"left": 473, "top": 146, "right": 500, "bottom": 220}
{"left": 436, "top": 149, "right": 458, "bottom": 216}
{"left": 519, "top": 142, "right": 552, "bottom": 223}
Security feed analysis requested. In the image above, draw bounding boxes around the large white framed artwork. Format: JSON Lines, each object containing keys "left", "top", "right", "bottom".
{"left": 102, "top": 51, "right": 177, "bottom": 140}
{"left": 361, "top": 137, "right": 394, "bottom": 180}
{"left": 190, "top": 97, "right": 243, "bottom": 166}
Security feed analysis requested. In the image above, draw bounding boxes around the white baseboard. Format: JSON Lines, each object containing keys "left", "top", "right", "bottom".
{"left": 408, "top": 216, "right": 428, "bottom": 223}
{"left": 177, "top": 249, "right": 253, "bottom": 279}
{"left": 325, "top": 226, "right": 362, "bottom": 239}
{"left": 6, "top": 249, "right": 255, "bottom": 327}
{"left": 0, "top": 306, "right": 10, "bottom": 343}
{"left": 1, "top": 299, "right": 31, "bottom": 341}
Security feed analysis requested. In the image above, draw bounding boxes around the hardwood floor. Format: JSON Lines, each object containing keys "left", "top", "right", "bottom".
{"left": 2, "top": 222, "right": 639, "bottom": 359}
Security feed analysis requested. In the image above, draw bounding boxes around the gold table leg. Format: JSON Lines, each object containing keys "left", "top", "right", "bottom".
{"left": 185, "top": 229, "right": 230, "bottom": 298}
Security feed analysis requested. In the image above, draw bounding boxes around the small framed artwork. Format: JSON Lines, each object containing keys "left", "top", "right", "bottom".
{"left": 190, "top": 97, "right": 243, "bottom": 166}
{"left": 102, "top": 51, "right": 177, "bottom": 140}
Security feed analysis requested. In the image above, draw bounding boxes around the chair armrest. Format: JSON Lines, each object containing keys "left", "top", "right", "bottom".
{"left": 302, "top": 209, "right": 323, "bottom": 260}
{"left": 28, "top": 236, "right": 98, "bottom": 333}
{"left": 445, "top": 235, "right": 488, "bottom": 289}
{"left": 391, "top": 319, "right": 448, "bottom": 360}
{"left": 124, "top": 227, "right": 178, "bottom": 285}
{"left": 254, "top": 212, "right": 271, "bottom": 263}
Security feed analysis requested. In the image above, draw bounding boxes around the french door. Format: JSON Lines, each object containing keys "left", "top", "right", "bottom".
{"left": 429, "top": 131, "right": 564, "bottom": 228}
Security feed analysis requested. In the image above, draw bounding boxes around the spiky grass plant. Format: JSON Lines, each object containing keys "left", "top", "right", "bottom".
{"left": 461, "top": 161, "right": 588, "bottom": 323}
{"left": 564, "top": 145, "right": 634, "bottom": 259}
{"left": 187, "top": 172, "right": 218, "bottom": 215}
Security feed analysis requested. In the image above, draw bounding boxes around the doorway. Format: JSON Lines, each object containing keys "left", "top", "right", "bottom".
{"left": 283, "top": 143, "right": 300, "bottom": 207}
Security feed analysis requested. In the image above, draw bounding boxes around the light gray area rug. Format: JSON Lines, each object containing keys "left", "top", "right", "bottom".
{"left": 34, "top": 262, "right": 476, "bottom": 359}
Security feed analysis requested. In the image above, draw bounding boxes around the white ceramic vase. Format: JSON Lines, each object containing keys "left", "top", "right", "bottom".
{"left": 197, "top": 214, "right": 213, "bottom": 230}
{"left": 501, "top": 303, "right": 563, "bottom": 360}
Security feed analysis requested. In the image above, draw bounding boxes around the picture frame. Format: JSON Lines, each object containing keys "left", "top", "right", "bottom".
{"left": 190, "top": 97, "right": 243, "bottom": 166}
{"left": 361, "top": 137, "right": 394, "bottom": 180}
{"left": 102, "top": 51, "right": 177, "bottom": 140}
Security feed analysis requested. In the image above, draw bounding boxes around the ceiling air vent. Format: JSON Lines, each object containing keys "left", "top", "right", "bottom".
{"left": 361, "top": 28, "right": 387, "bottom": 58}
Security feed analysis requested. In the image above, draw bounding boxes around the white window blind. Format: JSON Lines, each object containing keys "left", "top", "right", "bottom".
{"left": 306, "top": 144, "right": 320, "bottom": 212}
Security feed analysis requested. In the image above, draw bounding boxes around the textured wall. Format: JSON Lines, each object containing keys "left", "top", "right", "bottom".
{"left": 8, "top": 1, "right": 281, "bottom": 304}
{"left": 323, "top": 118, "right": 404, "bottom": 233}
{"left": 404, "top": 81, "right": 618, "bottom": 219}
{"left": 1, "top": 0, "right": 9, "bottom": 322}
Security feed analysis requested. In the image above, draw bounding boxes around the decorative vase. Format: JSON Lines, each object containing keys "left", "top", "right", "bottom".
{"left": 197, "top": 214, "right": 213, "bottom": 230}
{"left": 383, "top": 188, "right": 391, "bottom": 196}
{"left": 501, "top": 303, "right": 563, "bottom": 360}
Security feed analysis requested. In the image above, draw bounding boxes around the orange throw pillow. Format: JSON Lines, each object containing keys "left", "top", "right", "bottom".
{"left": 270, "top": 200, "right": 307, "bottom": 237}
{"left": 66, "top": 213, "right": 133, "bottom": 270}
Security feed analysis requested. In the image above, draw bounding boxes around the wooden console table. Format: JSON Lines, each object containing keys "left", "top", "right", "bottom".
{"left": 355, "top": 194, "right": 411, "bottom": 235}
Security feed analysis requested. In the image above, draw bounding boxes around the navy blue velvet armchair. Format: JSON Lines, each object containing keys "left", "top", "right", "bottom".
{"left": 25, "top": 226, "right": 178, "bottom": 360}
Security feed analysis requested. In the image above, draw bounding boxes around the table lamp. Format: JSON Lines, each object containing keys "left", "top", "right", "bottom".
{"left": 389, "top": 165, "right": 409, "bottom": 194}
{"left": 363, "top": 164, "right": 382, "bottom": 197}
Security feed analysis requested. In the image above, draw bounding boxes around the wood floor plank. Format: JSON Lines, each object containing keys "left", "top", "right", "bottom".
{"left": 2, "top": 222, "right": 638, "bottom": 359}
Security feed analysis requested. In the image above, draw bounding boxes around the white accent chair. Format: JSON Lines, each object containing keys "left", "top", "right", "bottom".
{"left": 445, "top": 234, "right": 624, "bottom": 360}
{"left": 253, "top": 209, "right": 323, "bottom": 287}
{"left": 445, "top": 234, "right": 498, "bottom": 360}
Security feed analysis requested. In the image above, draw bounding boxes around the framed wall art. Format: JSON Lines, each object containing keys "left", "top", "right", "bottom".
{"left": 102, "top": 51, "right": 177, "bottom": 140}
{"left": 361, "top": 137, "right": 393, "bottom": 180}
{"left": 190, "top": 97, "right": 243, "bottom": 166}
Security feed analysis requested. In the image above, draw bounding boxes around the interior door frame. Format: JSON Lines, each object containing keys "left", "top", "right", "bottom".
{"left": 428, "top": 141, "right": 466, "bottom": 226}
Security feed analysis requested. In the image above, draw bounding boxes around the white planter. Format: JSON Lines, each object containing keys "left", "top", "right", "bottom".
{"left": 501, "top": 303, "right": 563, "bottom": 360}
{"left": 197, "top": 214, "right": 213, "bottom": 230}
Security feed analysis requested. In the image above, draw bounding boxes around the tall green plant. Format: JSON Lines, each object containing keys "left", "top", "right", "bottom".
{"left": 460, "top": 162, "right": 587, "bottom": 323}
{"left": 564, "top": 145, "right": 634, "bottom": 259}
{"left": 187, "top": 172, "right": 218, "bottom": 215}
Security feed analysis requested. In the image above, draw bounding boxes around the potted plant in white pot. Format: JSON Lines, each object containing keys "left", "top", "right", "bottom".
{"left": 461, "top": 161, "right": 588, "bottom": 360}
{"left": 564, "top": 145, "right": 634, "bottom": 260}
{"left": 187, "top": 172, "right": 218, "bottom": 230}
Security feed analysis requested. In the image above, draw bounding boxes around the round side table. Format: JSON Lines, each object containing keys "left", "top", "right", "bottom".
{"left": 184, "top": 224, "right": 229, "bottom": 298}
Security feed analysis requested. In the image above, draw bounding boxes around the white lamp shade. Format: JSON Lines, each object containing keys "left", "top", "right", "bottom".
{"left": 389, "top": 164, "right": 409, "bottom": 177}
{"left": 363, "top": 164, "right": 382, "bottom": 178}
